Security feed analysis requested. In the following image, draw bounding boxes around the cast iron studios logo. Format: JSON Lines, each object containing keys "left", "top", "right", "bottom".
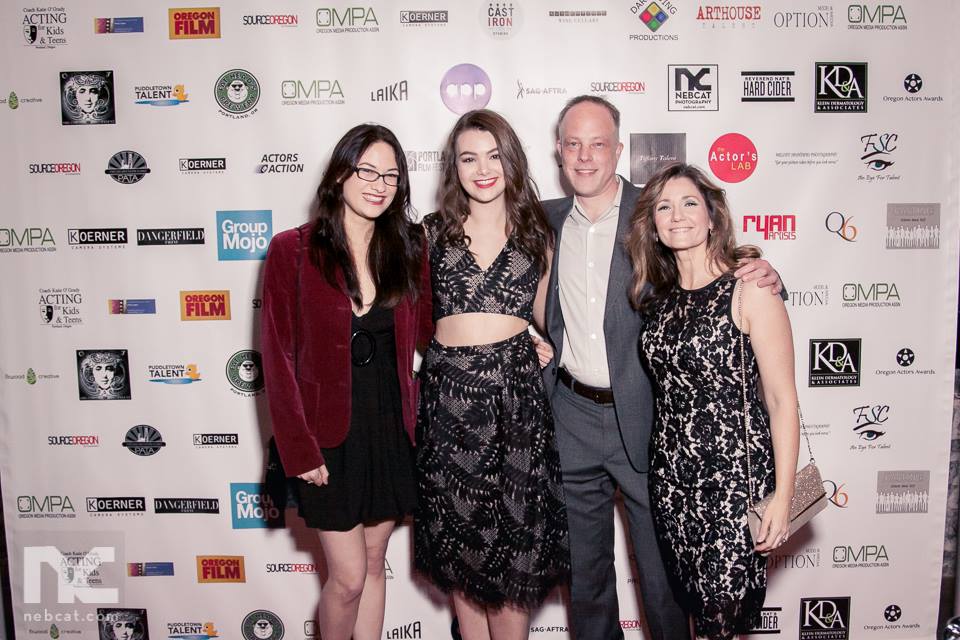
{"left": 481, "top": 3, "right": 522, "bottom": 39}
{"left": 809, "top": 339, "right": 861, "bottom": 387}
{"left": 668, "top": 65, "right": 717, "bottom": 111}
{"left": 800, "top": 597, "right": 850, "bottom": 640}
{"left": 741, "top": 71, "right": 794, "bottom": 102}
{"left": 815, "top": 63, "right": 867, "bottom": 113}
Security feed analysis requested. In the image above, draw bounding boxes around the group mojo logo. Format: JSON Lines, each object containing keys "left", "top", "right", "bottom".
{"left": 815, "top": 62, "right": 867, "bottom": 113}
{"left": 667, "top": 65, "right": 717, "bottom": 111}
{"left": 217, "top": 210, "right": 272, "bottom": 260}
{"left": 809, "top": 339, "right": 861, "bottom": 387}
{"left": 800, "top": 597, "right": 850, "bottom": 640}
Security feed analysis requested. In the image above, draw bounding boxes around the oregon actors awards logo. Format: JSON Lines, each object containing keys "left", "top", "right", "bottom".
{"left": 231, "top": 483, "right": 283, "bottom": 528}
{"left": 815, "top": 63, "right": 867, "bottom": 113}
{"left": 215, "top": 69, "right": 260, "bottom": 118}
{"left": 809, "top": 339, "right": 861, "bottom": 387}
{"left": 226, "top": 350, "right": 264, "bottom": 396}
{"left": 440, "top": 64, "right": 491, "bottom": 114}
{"left": 217, "top": 210, "right": 272, "bottom": 260}
{"left": 708, "top": 133, "right": 757, "bottom": 183}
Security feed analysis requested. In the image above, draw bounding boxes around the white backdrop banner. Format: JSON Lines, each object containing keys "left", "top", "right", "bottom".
{"left": 1, "top": 1, "right": 958, "bottom": 639}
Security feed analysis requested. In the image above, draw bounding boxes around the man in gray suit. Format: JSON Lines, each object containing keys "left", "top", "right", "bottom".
{"left": 541, "top": 95, "right": 780, "bottom": 640}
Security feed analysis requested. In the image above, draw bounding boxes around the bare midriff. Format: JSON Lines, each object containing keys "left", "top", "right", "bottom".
{"left": 434, "top": 313, "right": 529, "bottom": 347}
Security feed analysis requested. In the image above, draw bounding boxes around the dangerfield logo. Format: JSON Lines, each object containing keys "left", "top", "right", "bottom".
{"left": 196, "top": 555, "right": 245, "bottom": 582}
{"left": 231, "top": 483, "right": 284, "bottom": 528}
{"left": 155, "top": 498, "right": 219, "bottom": 514}
{"left": 815, "top": 63, "right": 867, "bottom": 113}
{"left": 138, "top": 228, "right": 205, "bottom": 246}
{"left": 217, "top": 210, "right": 272, "bottom": 260}
{"left": 800, "top": 598, "right": 850, "bottom": 640}
{"left": 809, "top": 339, "right": 861, "bottom": 387}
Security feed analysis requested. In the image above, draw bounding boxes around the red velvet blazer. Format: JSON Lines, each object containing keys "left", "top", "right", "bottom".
{"left": 261, "top": 222, "right": 433, "bottom": 477}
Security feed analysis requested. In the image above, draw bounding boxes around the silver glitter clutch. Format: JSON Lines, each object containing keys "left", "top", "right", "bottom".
{"left": 736, "top": 283, "right": 826, "bottom": 545}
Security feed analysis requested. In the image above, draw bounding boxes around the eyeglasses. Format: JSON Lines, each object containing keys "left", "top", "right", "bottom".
{"left": 352, "top": 167, "right": 400, "bottom": 187}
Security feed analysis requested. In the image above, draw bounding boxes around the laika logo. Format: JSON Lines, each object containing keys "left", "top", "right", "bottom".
{"left": 217, "top": 210, "right": 272, "bottom": 260}
{"left": 440, "top": 64, "right": 491, "bottom": 114}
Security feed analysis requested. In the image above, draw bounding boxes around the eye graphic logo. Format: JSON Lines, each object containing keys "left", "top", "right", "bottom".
{"left": 852, "top": 404, "right": 889, "bottom": 441}
{"left": 860, "top": 133, "right": 897, "bottom": 172}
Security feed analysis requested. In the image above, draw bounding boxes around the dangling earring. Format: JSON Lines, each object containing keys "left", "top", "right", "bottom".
{"left": 654, "top": 232, "right": 660, "bottom": 243}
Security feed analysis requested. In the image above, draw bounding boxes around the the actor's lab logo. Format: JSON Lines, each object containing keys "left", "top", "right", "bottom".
{"left": 241, "top": 611, "right": 283, "bottom": 640}
{"left": 230, "top": 483, "right": 284, "bottom": 529}
{"left": 105, "top": 151, "right": 151, "bottom": 185}
{"left": 23, "top": 545, "right": 119, "bottom": 604}
{"left": 741, "top": 71, "right": 794, "bottom": 102}
{"left": 808, "top": 339, "right": 861, "bottom": 387}
{"left": 60, "top": 71, "right": 115, "bottom": 125}
{"left": 122, "top": 425, "right": 166, "bottom": 457}
{"left": 315, "top": 7, "right": 380, "bottom": 33}
{"left": 77, "top": 350, "right": 131, "bottom": 400}
{"left": 629, "top": 133, "right": 686, "bottom": 184}
{"left": 169, "top": 8, "right": 221, "bottom": 38}
{"left": 876, "top": 470, "right": 929, "bottom": 514}
{"left": 667, "top": 65, "right": 717, "bottom": 111}
{"left": 135, "top": 84, "right": 189, "bottom": 107}
{"left": 215, "top": 69, "right": 260, "bottom": 118}
{"left": 440, "top": 64, "right": 491, "bottom": 114}
{"left": 180, "top": 291, "right": 231, "bottom": 320}
{"left": 815, "top": 63, "right": 867, "bottom": 113}
{"left": 280, "top": 79, "right": 345, "bottom": 106}
{"left": 708, "top": 133, "right": 757, "bottom": 183}
{"left": 886, "top": 203, "right": 939, "bottom": 249}
{"left": 196, "top": 556, "right": 246, "bottom": 583}
{"left": 217, "top": 210, "right": 272, "bottom": 260}
{"left": 23, "top": 7, "right": 68, "bottom": 49}
{"left": 481, "top": 2, "right": 522, "bottom": 39}
{"left": 799, "top": 597, "right": 850, "bottom": 640}
{"left": 39, "top": 287, "right": 83, "bottom": 328}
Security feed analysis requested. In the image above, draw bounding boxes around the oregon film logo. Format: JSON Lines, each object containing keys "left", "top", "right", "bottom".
{"left": 799, "top": 597, "right": 850, "bottom": 640}
{"left": 708, "top": 133, "right": 757, "bottom": 183}
{"left": 226, "top": 350, "right": 264, "bottom": 395}
{"left": 180, "top": 290, "right": 231, "bottom": 320}
{"left": 196, "top": 555, "right": 245, "bottom": 582}
{"left": 215, "top": 69, "right": 260, "bottom": 117}
{"left": 169, "top": 8, "right": 221, "bottom": 38}
{"left": 809, "top": 339, "right": 861, "bottom": 387}
{"left": 242, "top": 611, "right": 284, "bottom": 640}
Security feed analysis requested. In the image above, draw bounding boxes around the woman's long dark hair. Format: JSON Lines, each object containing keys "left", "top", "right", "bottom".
{"left": 434, "top": 109, "right": 553, "bottom": 274}
{"left": 309, "top": 123, "right": 422, "bottom": 308}
{"left": 625, "top": 162, "right": 760, "bottom": 311}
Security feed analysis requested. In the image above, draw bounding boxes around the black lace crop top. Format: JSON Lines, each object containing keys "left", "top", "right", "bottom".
{"left": 423, "top": 213, "right": 540, "bottom": 322}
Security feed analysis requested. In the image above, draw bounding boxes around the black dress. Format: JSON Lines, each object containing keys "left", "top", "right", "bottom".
{"left": 297, "top": 304, "right": 418, "bottom": 531}
{"left": 640, "top": 275, "right": 775, "bottom": 640}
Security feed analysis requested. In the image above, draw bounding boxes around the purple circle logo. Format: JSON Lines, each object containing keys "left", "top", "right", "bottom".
{"left": 440, "top": 64, "right": 491, "bottom": 114}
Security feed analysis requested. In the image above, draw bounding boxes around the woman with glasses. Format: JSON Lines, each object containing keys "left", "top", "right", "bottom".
{"left": 261, "top": 123, "right": 432, "bottom": 640}
{"left": 415, "top": 110, "right": 569, "bottom": 639}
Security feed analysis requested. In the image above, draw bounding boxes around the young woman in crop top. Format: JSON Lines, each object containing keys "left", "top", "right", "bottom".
{"left": 414, "top": 109, "right": 570, "bottom": 639}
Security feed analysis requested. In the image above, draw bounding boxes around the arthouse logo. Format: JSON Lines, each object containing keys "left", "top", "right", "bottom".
{"left": 440, "top": 64, "right": 491, "bottom": 114}
{"left": 815, "top": 63, "right": 867, "bottom": 113}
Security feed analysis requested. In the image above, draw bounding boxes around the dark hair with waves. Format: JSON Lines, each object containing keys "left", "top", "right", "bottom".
{"left": 309, "top": 123, "right": 422, "bottom": 308}
{"left": 434, "top": 109, "right": 553, "bottom": 274}
{"left": 625, "top": 162, "right": 760, "bottom": 310}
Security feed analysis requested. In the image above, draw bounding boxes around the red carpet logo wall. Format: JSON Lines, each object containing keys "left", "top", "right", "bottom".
{"left": 1, "top": 2, "right": 957, "bottom": 639}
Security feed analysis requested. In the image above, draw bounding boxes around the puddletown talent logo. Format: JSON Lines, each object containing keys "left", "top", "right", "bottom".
{"left": 135, "top": 83, "right": 188, "bottom": 107}
{"left": 148, "top": 363, "right": 202, "bottom": 385}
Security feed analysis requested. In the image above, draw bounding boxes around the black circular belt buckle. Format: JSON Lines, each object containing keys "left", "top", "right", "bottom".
{"left": 350, "top": 329, "right": 376, "bottom": 366}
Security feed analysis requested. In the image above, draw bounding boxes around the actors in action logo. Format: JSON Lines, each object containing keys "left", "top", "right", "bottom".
{"left": 60, "top": 71, "right": 115, "bottom": 125}
{"left": 77, "top": 350, "right": 130, "bottom": 400}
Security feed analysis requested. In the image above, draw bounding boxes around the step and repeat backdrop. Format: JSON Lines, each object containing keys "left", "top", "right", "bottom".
{"left": 1, "top": 1, "right": 958, "bottom": 639}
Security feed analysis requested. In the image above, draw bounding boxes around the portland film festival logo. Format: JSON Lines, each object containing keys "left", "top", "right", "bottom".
{"left": 815, "top": 63, "right": 867, "bottom": 113}
{"left": 226, "top": 350, "right": 264, "bottom": 396}
{"left": 60, "top": 71, "right": 115, "bottom": 125}
{"left": 440, "top": 64, "right": 491, "bottom": 114}
{"left": 887, "top": 203, "right": 939, "bottom": 249}
{"left": 77, "top": 350, "right": 131, "bottom": 400}
{"left": 876, "top": 470, "right": 929, "bottom": 514}
{"left": 215, "top": 69, "right": 260, "bottom": 118}
{"left": 808, "top": 339, "right": 861, "bottom": 387}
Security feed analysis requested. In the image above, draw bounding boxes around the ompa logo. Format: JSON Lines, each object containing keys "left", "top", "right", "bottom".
{"left": 217, "top": 210, "right": 272, "bottom": 260}
{"left": 230, "top": 483, "right": 284, "bottom": 529}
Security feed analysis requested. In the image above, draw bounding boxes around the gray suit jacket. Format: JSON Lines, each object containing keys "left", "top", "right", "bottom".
{"left": 542, "top": 177, "right": 654, "bottom": 472}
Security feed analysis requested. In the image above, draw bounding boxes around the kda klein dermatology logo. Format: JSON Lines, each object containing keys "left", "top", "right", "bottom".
{"left": 181, "top": 290, "right": 231, "bottom": 320}
{"left": 231, "top": 483, "right": 284, "bottom": 528}
{"left": 23, "top": 546, "right": 119, "bottom": 604}
{"left": 196, "top": 555, "right": 245, "bottom": 582}
{"left": 169, "top": 8, "right": 220, "bottom": 38}
{"left": 708, "top": 133, "right": 757, "bottom": 183}
{"left": 215, "top": 69, "right": 260, "bottom": 118}
{"left": 242, "top": 611, "right": 284, "bottom": 640}
{"left": 800, "top": 597, "right": 850, "bottom": 640}
{"left": 668, "top": 65, "right": 717, "bottom": 111}
{"left": 122, "top": 424, "right": 166, "bottom": 456}
{"left": 217, "top": 210, "right": 272, "bottom": 260}
{"left": 886, "top": 203, "right": 939, "bottom": 249}
{"left": 815, "top": 63, "right": 867, "bottom": 113}
{"left": 808, "top": 339, "right": 861, "bottom": 387}
{"left": 226, "top": 350, "right": 264, "bottom": 396}
{"left": 440, "top": 64, "right": 491, "bottom": 114}
{"left": 876, "top": 470, "right": 929, "bottom": 514}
